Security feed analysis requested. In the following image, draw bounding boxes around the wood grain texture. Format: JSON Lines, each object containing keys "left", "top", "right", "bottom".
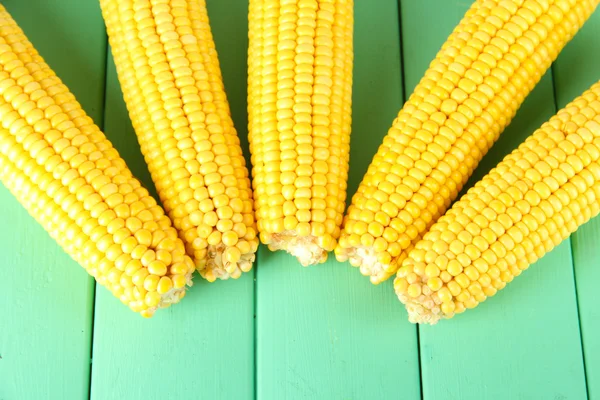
{"left": 255, "top": 1, "right": 421, "bottom": 399}
{"left": 0, "top": 1, "right": 107, "bottom": 399}
{"left": 401, "top": 1, "right": 588, "bottom": 399}
{"left": 89, "top": 1, "right": 255, "bottom": 399}
{"left": 553, "top": 8, "right": 600, "bottom": 399}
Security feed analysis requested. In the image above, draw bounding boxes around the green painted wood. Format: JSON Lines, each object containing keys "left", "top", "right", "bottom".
{"left": 256, "top": 1, "right": 421, "bottom": 399}
{"left": 553, "top": 9, "right": 600, "bottom": 399}
{"left": 88, "top": 1, "right": 255, "bottom": 399}
{"left": 0, "top": 1, "right": 107, "bottom": 399}
{"left": 401, "top": 1, "right": 588, "bottom": 399}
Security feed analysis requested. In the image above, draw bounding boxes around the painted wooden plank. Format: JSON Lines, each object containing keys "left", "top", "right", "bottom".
{"left": 401, "top": 1, "right": 588, "bottom": 399}
{"left": 256, "top": 1, "right": 421, "bottom": 399}
{"left": 0, "top": 1, "right": 106, "bottom": 399}
{"left": 89, "top": 1, "right": 255, "bottom": 399}
{"left": 553, "top": 9, "right": 600, "bottom": 399}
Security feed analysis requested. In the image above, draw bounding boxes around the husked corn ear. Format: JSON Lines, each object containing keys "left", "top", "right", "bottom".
{"left": 100, "top": 0, "right": 258, "bottom": 282}
{"left": 248, "top": 0, "right": 353, "bottom": 265}
{"left": 336, "top": 0, "right": 600, "bottom": 283}
{"left": 0, "top": 4, "right": 195, "bottom": 317}
{"left": 396, "top": 80, "right": 600, "bottom": 324}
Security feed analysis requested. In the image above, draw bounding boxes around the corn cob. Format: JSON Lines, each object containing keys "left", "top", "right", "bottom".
{"left": 248, "top": 0, "right": 353, "bottom": 265}
{"left": 99, "top": 0, "right": 258, "bottom": 281}
{"left": 335, "top": 0, "right": 600, "bottom": 283}
{"left": 396, "top": 80, "right": 600, "bottom": 324}
{"left": 0, "top": 4, "right": 195, "bottom": 317}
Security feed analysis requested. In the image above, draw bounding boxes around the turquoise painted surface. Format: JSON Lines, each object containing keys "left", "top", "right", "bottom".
{"left": 0, "top": 1, "right": 599, "bottom": 399}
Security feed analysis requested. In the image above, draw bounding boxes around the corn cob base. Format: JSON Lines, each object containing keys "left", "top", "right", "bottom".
{"left": 100, "top": 0, "right": 259, "bottom": 281}
{"left": 338, "top": 245, "right": 409, "bottom": 284}
{"left": 0, "top": 4, "right": 195, "bottom": 317}
{"left": 266, "top": 231, "right": 327, "bottom": 266}
{"left": 336, "top": 0, "right": 600, "bottom": 284}
{"left": 396, "top": 81, "right": 600, "bottom": 324}
{"left": 205, "top": 242, "right": 255, "bottom": 279}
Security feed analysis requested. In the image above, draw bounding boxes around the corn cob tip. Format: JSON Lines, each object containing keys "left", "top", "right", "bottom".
{"left": 199, "top": 242, "right": 257, "bottom": 282}
{"left": 265, "top": 231, "right": 329, "bottom": 266}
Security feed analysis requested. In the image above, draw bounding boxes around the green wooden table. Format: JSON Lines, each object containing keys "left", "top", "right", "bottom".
{"left": 0, "top": 0, "right": 599, "bottom": 399}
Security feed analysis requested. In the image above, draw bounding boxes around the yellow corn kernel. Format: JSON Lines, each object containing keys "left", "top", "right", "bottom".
{"left": 99, "top": 0, "right": 258, "bottom": 281}
{"left": 396, "top": 80, "right": 600, "bottom": 324}
{"left": 0, "top": 4, "right": 195, "bottom": 316}
{"left": 248, "top": 0, "right": 353, "bottom": 266}
{"left": 336, "top": 0, "right": 600, "bottom": 284}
